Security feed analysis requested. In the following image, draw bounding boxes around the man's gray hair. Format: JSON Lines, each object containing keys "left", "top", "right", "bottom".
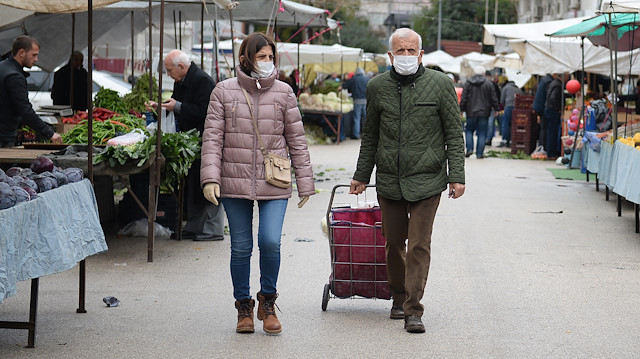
{"left": 388, "top": 28, "right": 422, "bottom": 52}
{"left": 170, "top": 50, "right": 191, "bottom": 66}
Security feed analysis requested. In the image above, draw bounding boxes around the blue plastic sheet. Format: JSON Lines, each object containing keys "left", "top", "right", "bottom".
{"left": 0, "top": 179, "right": 107, "bottom": 304}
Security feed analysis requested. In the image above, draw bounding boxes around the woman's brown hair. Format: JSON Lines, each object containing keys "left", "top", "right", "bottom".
{"left": 238, "top": 32, "right": 276, "bottom": 75}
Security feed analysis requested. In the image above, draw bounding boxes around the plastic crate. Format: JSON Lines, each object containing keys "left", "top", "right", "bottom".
{"left": 514, "top": 95, "right": 534, "bottom": 110}
{"left": 512, "top": 109, "right": 534, "bottom": 127}
{"left": 511, "top": 140, "right": 536, "bottom": 155}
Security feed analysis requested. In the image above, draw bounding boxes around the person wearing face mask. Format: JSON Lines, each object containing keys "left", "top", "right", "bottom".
{"left": 350, "top": 28, "right": 465, "bottom": 333}
{"left": 146, "top": 49, "right": 225, "bottom": 241}
{"left": 200, "top": 33, "right": 315, "bottom": 335}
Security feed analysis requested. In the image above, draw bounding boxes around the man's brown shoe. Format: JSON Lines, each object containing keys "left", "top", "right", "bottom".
{"left": 235, "top": 298, "right": 255, "bottom": 333}
{"left": 257, "top": 292, "right": 282, "bottom": 335}
{"left": 390, "top": 306, "right": 405, "bottom": 320}
{"left": 404, "top": 315, "right": 425, "bottom": 333}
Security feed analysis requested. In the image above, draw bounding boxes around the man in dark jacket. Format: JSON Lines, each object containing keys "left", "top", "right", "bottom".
{"left": 51, "top": 51, "right": 88, "bottom": 111}
{"left": 459, "top": 65, "right": 500, "bottom": 158}
{"left": 499, "top": 80, "right": 523, "bottom": 147}
{"left": 342, "top": 67, "right": 369, "bottom": 139}
{"left": 0, "top": 35, "right": 62, "bottom": 147}
{"left": 544, "top": 73, "right": 568, "bottom": 158}
{"left": 148, "top": 49, "right": 224, "bottom": 241}
{"left": 350, "top": 28, "right": 465, "bottom": 334}
{"left": 533, "top": 74, "right": 553, "bottom": 148}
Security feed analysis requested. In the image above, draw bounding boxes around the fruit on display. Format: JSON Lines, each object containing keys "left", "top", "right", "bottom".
{"left": 298, "top": 91, "right": 354, "bottom": 113}
{"left": 617, "top": 132, "right": 640, "bottom": 149}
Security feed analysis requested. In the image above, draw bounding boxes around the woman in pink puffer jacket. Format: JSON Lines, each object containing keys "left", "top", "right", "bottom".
{"left": 200, "top": 33, "right": 315, "bottom": 336}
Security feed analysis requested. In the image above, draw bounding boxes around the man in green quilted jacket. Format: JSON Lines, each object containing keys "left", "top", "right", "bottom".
{"left": 350, "top": 28, "right": 466, "bottom": 334}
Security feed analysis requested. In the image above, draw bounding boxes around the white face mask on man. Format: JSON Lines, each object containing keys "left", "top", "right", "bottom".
{"left": 392, "top": 55, "right": 419, "bottom": 76}
{"left": 253, "top": 61, "right": 275, "bottom": 78}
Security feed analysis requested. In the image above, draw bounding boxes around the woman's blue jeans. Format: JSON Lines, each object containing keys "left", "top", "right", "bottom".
{"left": 221, "top": 198, "right": 288, "bottom": 300}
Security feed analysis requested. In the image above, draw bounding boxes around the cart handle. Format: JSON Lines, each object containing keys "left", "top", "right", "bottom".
{"left": 325, "top": 184, "right": 376, "bottom": 233}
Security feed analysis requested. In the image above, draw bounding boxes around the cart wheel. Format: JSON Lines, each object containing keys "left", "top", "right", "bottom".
{"left": 322, "top": 283, "right": 330, "bottom": 311}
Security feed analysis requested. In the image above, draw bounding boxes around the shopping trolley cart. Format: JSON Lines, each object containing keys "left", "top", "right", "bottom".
{"left": 322, "top": 184, "right": 391, "bottom": 311}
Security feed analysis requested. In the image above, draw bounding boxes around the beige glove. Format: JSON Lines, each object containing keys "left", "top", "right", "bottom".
{"left": 203, "top": 183, "right": 220, "bottom": 206}
{"left": 297, "top": 195, "right": 309, "bottom": 208}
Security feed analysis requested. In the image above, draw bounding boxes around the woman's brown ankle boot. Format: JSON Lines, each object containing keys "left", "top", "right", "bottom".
{"left": 257, "top": 292, "right": 281, "bottom": 335}
{"left": 235, "top": 298, "right": 255, "bottom": 333}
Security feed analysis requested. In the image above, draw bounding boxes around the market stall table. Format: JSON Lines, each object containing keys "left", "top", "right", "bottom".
{"left": 0, "top": 179, "right": 107, "bottom": 347}
{"left": 302, "top": 109, "right": 343, "bottom": 144}
{"left": 582, "top": 139, "right": 640, "bottom": 233}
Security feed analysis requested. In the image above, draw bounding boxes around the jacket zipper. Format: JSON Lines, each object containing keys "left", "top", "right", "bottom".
{"left": 397, "top": 81, "right": 402, "bottom": 176}
{"left": 251, "top": 92, "right": 258, "bottom": 199}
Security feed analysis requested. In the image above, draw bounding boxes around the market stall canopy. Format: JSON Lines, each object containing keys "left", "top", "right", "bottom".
{"left": 457, "top": 51, "right": 495, "bottom": 79}
{"left": 199, "top": 39, "right": 362, "bottom": 67}
{"left": 483, "top": 16, "right": 590, "bottom": 53}
{"left": 421, "top": 49, "right": 454, "bottom": 66}
{"left": 509, "top": 37, "right": 640, "bottom": 75}
{"left": 209, "top": 0, "right": 337, "bottom": 29}
{"left": 0, "top": 8, "right": 132, "bottom": 71}
{"left": 601, "top": 0, "right": 640, "bottom": 13}
{"left": 0, "top": 0, "right": 120, "bottom": 13}
{"left": 549, "top": 13, "right": 640, "bottom": 51}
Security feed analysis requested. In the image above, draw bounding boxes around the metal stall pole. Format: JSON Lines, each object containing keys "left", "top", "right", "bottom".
{"left": 173, "top": 10, "right": 178, "bottom": 49}
{"left": 147, "top": 0, "right": 157, "bottom": 262}
{"left": 70, "top": 14, "right": 76, "bottom": 110}
{"left": 230, "top": 9, "right": 236, "bottom": 76}
{"left": 179, "top": 11, "right": 182, "bottom": 50}
{"left": 78, "top": 0, "right": 95, "bottom": 315}
{"left": 148, "top": 0, "right": 153, "bottom": 100}
{"left": 150, "top": 0, "right": 167, "bottom": 262}
{"left": 568, "top": 37, "right": 585, "bottom": 169}
{"left": 201, "top": 2, "right": 204, "bottom": 69}
{"left": 131, "top": 11, "right": 135, "bottom": 90}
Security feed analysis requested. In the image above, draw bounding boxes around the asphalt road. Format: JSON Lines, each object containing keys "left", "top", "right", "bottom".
{"left": 2, "top": 138, "right": 640, "bottom": 358}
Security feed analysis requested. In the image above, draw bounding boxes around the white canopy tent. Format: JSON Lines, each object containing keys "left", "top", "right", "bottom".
{"left": 509, "top": 37, "right": 640, "bottom": 75}
{"left": 601, "top": 0, "right": 640, "bottom": 13}
{"left": 483, "top": 16, "right": 591, "bottom": 54}
{"left": 199, "top": 39, "right": 362, "bottom": 67}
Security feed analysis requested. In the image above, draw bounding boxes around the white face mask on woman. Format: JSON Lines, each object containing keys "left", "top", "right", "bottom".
{"left": 253, "top": 61, "right": 275, "bottom": 78}
{"left": 392, "top": 55, "right": 419, "bottom": 76}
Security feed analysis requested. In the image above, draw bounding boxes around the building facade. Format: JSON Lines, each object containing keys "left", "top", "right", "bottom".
{"left": 356, "top": 0, "right": 431, "bottom": 36}
{"left": 517, "top": 0, "right": 599, "bottom": 23}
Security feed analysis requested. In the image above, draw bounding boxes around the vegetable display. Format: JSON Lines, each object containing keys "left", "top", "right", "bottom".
{"left": 122, "top": 73, "right": 159, "bottom": 113}
{"left": 94, "top": 88, "right": 128, "bottom": 115}
{"left": 93, "top": 129, "right": 201, "bottom": 192}
{"left": 0, "top": 161, "right": 85, "bottom": 210}
{"left": 61, "top": 115, "right": 147, "bottom": 144}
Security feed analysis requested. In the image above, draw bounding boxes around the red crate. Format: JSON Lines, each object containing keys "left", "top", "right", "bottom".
{"left": 512, "top": 109, "right": 534, "bottom": 127}
{"left": 514, "top": 95, "right": 534, "bottom": 110}
{"left": 511, "top": 140, "right": 536, "bottom": 155}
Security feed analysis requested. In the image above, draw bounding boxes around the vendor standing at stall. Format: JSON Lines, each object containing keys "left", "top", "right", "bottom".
{"left": 0, "top": 36, "right": 62, "bottom": 147}
{"left": 147, "top": 49, "right": 224, "bottom": 241}
{"left": 51, "top": 51, "right": 88, "bottom": 111}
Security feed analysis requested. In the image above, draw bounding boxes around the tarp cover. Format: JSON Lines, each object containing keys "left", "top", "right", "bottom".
{"left": 0, "top": 0, "right": 121, "bottom": 13}
{"left": 0, "top": 179, "right": 107, "bottom": 304}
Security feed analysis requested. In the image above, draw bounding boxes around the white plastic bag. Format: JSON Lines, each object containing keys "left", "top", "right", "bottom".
{"left": 117, "top": 219, "right": 173, "bottom": 238}
{"left": 161, "top": 108, "right": 176, "bottom": 134}
{"left": 146, "top": 109, "right": 177, "bottom": 135}
{"left": 106, "top": 128, "right": 147, "bottom": 146}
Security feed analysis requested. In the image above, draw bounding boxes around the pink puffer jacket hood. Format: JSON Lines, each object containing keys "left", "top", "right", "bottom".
{"left": 200, "top": 66, "right": 315, "bottom": 200}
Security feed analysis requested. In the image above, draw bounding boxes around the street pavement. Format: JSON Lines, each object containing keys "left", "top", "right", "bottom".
{"left": 2, "top": 138, "right": 640, "bottom": 358}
